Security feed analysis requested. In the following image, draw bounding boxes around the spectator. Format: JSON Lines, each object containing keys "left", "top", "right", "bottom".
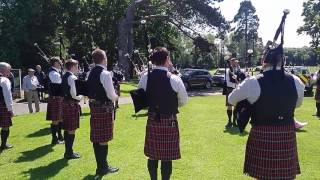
{"left": 23, "top": 68, "right": 40, "bottom": 113}
{"left": 35, "top": 65, "right": 46, "bottom": 100}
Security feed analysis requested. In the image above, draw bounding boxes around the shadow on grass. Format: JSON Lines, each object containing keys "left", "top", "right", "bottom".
{"left": 296, "top": 129, "right": 308, "bottom": 133}
{"left": 83, "top": 174, "right": 103, "bottom": 180}
{"left": 15, "top": 144, "right": 54, "bottom": 163}
{"left": 223, "top": 127, "right": 249, "bottom": 136}
{"left": 131, "top": 113, "right": 148, "bottom": 119}
{"left": 81, "top": 112, "right": 91, "bottom": 117}
{"left": 26, "top": 127, "right": 50, "bottom": 138}
{"left": 22, "top": 158, "right": 68, "bottom": 179}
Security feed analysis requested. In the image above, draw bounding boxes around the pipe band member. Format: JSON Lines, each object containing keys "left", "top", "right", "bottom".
{"left": 138, "top": 47, "right": 188, "bottom": 180}
{"left": 62, "top": 59, "right": 83, "bottom": 159}
{"left": 225, "top": 58, "right": 238, "bottom": 128}
{"left": 46, "top": 57, "right": 64, "bottom": 145}
{"left": 87, "top": 49, "right": 119, "bottom": 176}
{"left": 0, "top": 62, "right": 14, "bottom": 150}
{"left": 228, "top": 45, "right": 305, "bottom": 179}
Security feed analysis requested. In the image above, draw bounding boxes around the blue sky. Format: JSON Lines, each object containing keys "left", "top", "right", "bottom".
{"left": 217, "top": 0, "right": 311, "bottom": 48}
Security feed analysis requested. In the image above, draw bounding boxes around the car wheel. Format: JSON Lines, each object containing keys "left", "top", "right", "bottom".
{"left": 184, "top": 82, "right": 190, "bottom": 90}
{"left": 205, "top": 81, "right": 211, "bottom": 89}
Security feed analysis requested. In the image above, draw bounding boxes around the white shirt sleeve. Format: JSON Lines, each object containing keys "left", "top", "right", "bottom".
{"left": 292, "top": 75, "right": 305, "bottom": 108}
{"left": 170, "top": 74, "right": 188, "bottom": 107}
{"left": 100, "top": 70, "right": 118, "bottom": 102}
{"left": 228, "top": 77, "right": 261, "bottom": 106}
{"left": 49, "top": 71, "right": 62, "bottom": 84}
{"left": 0, "top": 78, "right": 13, "bottom": 112}
{"left": 137, "top": 72, "right": 148, "bottom": 91}
{"left": 68, "top": 75, "right": 83, "bottom": 101}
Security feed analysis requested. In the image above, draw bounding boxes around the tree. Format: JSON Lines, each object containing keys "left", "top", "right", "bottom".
{"left": 298, "top": 0, "right": 320, "bottom": 64}
{"left": 117, "top": 0, "right": 230, "bottom": 78}
{"left": 231, "top": 0, "right": 259, "bottom": 66}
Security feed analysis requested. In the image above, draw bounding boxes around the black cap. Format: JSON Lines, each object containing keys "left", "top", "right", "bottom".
{"left": 264, "top": 44, "right": 284, "bottom": 64}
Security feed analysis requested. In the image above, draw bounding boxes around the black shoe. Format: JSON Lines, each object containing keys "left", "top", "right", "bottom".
{"left": 64, "top": 152, "right": 81, "bottom": 160}
{"left": 225, "top": 122, "right": 232, "bottom": 129}
{"left": 96, "top": 166, "right": 119, "bottom": 176}
{"left": 0, "top": 144, "right": 13, "bottom": 150}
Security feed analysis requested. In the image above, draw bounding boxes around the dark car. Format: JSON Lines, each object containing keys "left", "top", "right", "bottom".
{"left": 180, "top": 69, "right": 213, "bottom": 90}
{"left": 212, "top": 68, "right": 225, "bottom": 87}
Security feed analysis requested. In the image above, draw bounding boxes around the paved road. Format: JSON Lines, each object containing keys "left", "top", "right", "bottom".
{"left": 13, "top": 87, "right": 222, "bottom": 116}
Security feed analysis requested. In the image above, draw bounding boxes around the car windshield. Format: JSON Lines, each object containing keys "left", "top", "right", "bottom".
{"left": 215, "top": 69, "right": 225, "bottom": 75}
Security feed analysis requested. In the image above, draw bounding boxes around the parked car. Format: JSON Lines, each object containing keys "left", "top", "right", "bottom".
{"left": 212, "top": 68, "right": 225, "bottom": 87}
{"left": 286, "top": 66, "right": 314, "bottom": 96}
{"left": 180, "top": 69, "right": 213, "bottom": 90}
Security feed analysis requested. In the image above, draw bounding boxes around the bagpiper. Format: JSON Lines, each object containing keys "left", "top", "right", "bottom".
{"left": 0, "top": 62, "right": 14, "bottom": 150}
{"left": 138, "top": 47, "right": 188, "bottom": 180}
{"left": 228, "top": 44, "right": 305, "bottom": 179}
{"left": 46, "top": 57, "right": 64, "bottom": 145}
{"left": 87, "top": 49, "right": 119, "bottom": 176}
{"left": 61, "top": 59, "right": 83, "bottom": 159}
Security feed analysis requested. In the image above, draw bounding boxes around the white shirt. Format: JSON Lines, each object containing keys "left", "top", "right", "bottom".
{"left": 138, "top": 66, "right": 188, "bottom": 107}
{"left": 96, "top": 64, "right": 118, "bottom": 102}
{"left": 49, "top": 67, "right": 62, "bottom": 84}
{"left": 23, "top": 75, "right": 39, "bottom": 91}
{"left": 226, "top": 69, "right": 237, "bottom": 88}
{"left": 228, "top": 70, "right": 305, "bottom": 108}
{"left": 67, "top": 71, "right": 83, "bottom": 101}
{"left": 0, "top": 76, "right": 13, "bottom": 112}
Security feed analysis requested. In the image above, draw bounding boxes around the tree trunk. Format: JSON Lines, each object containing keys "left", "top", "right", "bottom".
{"left": 117, "top": 0, "right": 149, "bottom": 80}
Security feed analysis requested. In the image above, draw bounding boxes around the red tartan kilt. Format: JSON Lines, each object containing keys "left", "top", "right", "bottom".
{"left": 0, "top": 102, "right": 12, "bottom": 128}
{"left": 90, "top": 104, "right": 114, "bottom": 143}
{"left": 46, "top": 97, "right": 63, "bottom": 122}
{"left": 244, "top": 125, "right": 301, "bottom": 179}
{"left": 144, "top": 112, "right": 181, "bottom": 161}
{"left": 62, "top": 101, "right": 80, "bottom": 131}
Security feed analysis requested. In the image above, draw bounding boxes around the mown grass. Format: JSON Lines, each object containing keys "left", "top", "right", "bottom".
{"left": 120, "top": 81, "right": 138, "bottom": 97}
{"left": 0, "top": 96, "right": 319, "bottom": 179}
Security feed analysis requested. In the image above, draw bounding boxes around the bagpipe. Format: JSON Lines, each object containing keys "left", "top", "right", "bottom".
{"left": 129, "top": 49, "right": 153, "bottom": 114}
{"left": 34, "top": 43, "right": 62, "bottom": 94}
{"left": 236, "top": 9, "right": 290, "bottom": 133}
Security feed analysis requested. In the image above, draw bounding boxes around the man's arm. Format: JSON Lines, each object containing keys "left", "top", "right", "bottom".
{"left": 68, "top": 75, "right": 82, "bottom": 101}
{"left": 228, "top": 77, "right": 260, "bottom": 106}
{"left": 100, "top": 71, "right": 118, "bottom": 102}
{"left": 171, "top": 75, "right": 188, "bottom": 107}
{"left": 22, "top": 76, "right": 27, "bottom": 91}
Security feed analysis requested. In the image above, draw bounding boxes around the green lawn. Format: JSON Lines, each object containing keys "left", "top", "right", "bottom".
{"left": 0, "top": 96, "right": 319, "bottom": 179}
{"left": 120, "top": 81, "right": 138, "bottom": 97}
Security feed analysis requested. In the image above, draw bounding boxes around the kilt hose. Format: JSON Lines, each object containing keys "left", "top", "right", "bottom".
{"left": 225, "top": 87, "right": 234, "bottom": 106}
{"left": 62, "top": 101, "right": 80, "bottom": 131}
{"left": 0, "top": 102, "right": 12, "bottom": 128}
{"left": 144, "top": 112, "right": 181, "bottom": 161}
{"left": 90, "top": 103, "right": 114, "bottom": 143}
{"left": 46, "top": 96, "right": 64, "bottom": 122}
{"left": 244, "top": 125, "right": 300, "bottom": 179}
